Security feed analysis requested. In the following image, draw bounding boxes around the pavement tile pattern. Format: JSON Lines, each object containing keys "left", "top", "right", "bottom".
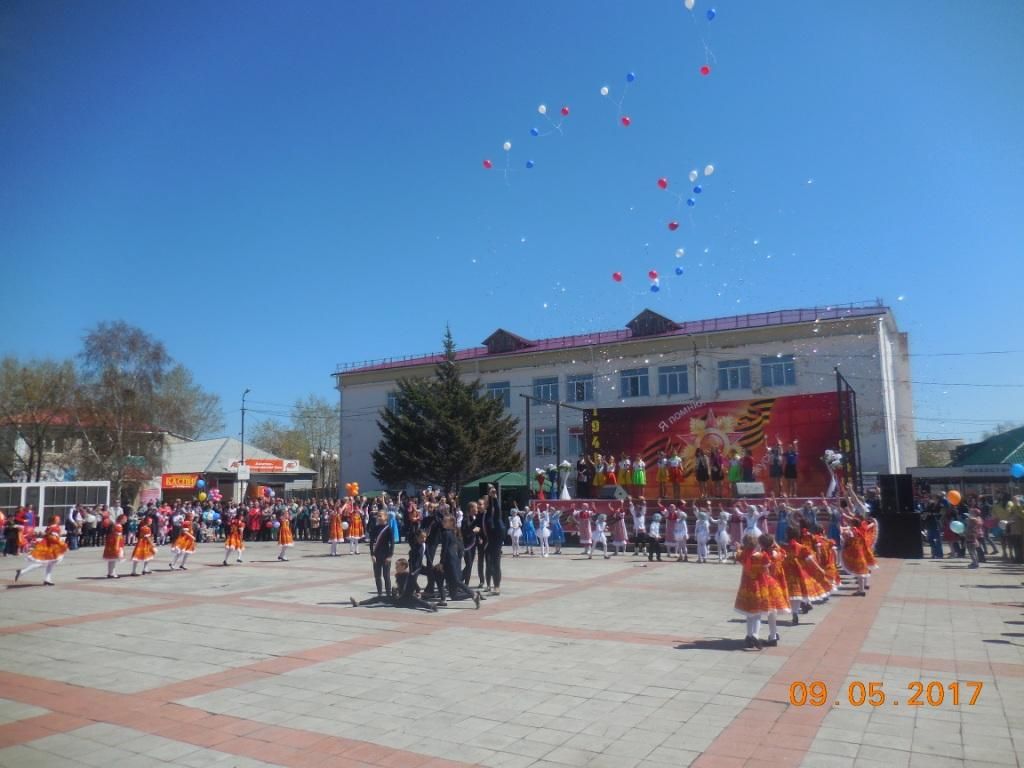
{"left": 1, "top": 541, "right": 1021, "bottom": 767}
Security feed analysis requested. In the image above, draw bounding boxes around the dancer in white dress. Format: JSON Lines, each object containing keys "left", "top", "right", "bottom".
{"left": 630, "top": 498, "right": 647, "bottom": 557}
{"left": 536, "top": 505, "right": 551, "bottom": 558}
{"left": 590, "top": 513, "right": 610, "bottom": 559}
{"left": 509, "top": 507, "right": 523, "bottom": 557}
{"left": 714, "top": 506, "right": 732, "bottom": 563}
{"left": 694, "top": 503, "right": 711, "bottom": 563}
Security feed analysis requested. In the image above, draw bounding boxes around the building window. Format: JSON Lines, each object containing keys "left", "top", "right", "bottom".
{"left": 486, "top": 381, "right": 511, "bottom": 408}
{"left": 658, "top": 365, "right": 689, "bottom": 396}
{"left": 533, "top": 377, "right": 559, "bottom": 402}
{"left": 534, "top": 428, "right": 556, "bottom": 456}
{"left": 620, "top": 368, "right": 650, "bottom": 398}
{"left": 566, "top": 374, "right": 594, "bottom": 403}
{"left": 718, "top": 360, "right": 751, "bottom": 391}
{"left": 761, "top": 355, "right": 796, "bottom": 387}
{"left": 386, "top": 392, "right": 399, "bottom": 414}
{"left": 568, "top": 429, "right": 584, "bottom": 459}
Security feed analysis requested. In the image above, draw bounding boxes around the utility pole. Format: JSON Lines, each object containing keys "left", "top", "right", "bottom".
{"left": 241, "top": 389, "right": 251, "bottom": 462}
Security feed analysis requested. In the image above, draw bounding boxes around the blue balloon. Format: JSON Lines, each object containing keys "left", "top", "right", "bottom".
{"left": 693, "top": 185, "right": 702, "bottom": 194}
{"left": 526, "top": 160, "right": 535, "bottom": 169}
{"left": 196, "top": 479, "right": 206, "bottom": 489}
{"left": 707, "top": 8, "right": 716, "bottom": 20}
{"left": 1013, "top": 463, "right": 1024, "bottom": 479}
{"left": 626, "top": 72, "right": 636, "bottom": 82}
{"left": 650, "top": 284, "right": 660, "bottom": 293}
{"left": 686, "top": 198, "right": 696, "bottom": 207}
{"left": 530, "top": 127, "right": 539, "bottom": 137}
{"left": 675, "top": 266, "right": 684, "bottom": 275}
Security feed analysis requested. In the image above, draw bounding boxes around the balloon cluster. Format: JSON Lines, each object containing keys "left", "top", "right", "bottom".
{"left": 345, "top": 481, "right": 360, "bottom": 496}
{"left": 599, "top": 72, "right": 636, "bottom": 126}
{"left": 483, "top": 102, "right": 572, "bottom": 175}
{"left": 683, "top": 1, "right": 718, "bottom": 76}
{"left": 262, "top": 487, "right": 276, "bottom": 498}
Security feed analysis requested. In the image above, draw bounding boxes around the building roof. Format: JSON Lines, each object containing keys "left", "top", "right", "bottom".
{"left": 951, "top": 425, "right": 1024, "bottom": 467}
{"left": 162, "top": 437, "right": 316, "bottom": 476}
{"left": 335, "top": 302, "right": 890, "bottom": 376}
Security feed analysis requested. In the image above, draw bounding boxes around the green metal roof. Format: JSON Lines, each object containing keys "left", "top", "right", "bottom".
{"left": 951, "top": 425, "right": 1024, "bottom": 466}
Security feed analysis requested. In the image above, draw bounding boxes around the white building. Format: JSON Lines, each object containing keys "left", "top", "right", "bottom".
{"left": 333, "top": 303, "right": 916, "bottom": 492}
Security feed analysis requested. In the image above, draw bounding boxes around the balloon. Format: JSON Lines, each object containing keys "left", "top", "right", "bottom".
{"left": 530, "top": 127, "right": 539, "bottom": 137}
{"left": 196, "top": 479, "right": 206, "bottom": 489}
{"left": 612, "top": 271, "right": 623, "bottom": 282}
{"left": 526, "top": 160, "right": 535, "bottom": 169}
{"left": 668, "top": 221, "right": 679, "bottom": 231}
{"left": 704, "top": 164, "right": 715, "bottom": 176}
{"left": 482, "top": 159, "right": 493, "bottom": 169}
{"left": 688, "top": 170, "right": 698, "bottom": 183}
{"left": 560, "top": 106, "right": 570, "bottom": 116}
{"left": 675, "top": 248, "right": 685, "bottom": 257}
{"left": 648, "top": 269, "right": 659, "bottom": 280}
{"left": 685, "top": 0, "right": 695, "bottom": 8}
{"left": 686, "top": 198, "right": 696, "bottom": 207}
{"left": 675, "top": 266, "right": 684, "bottom": 275}
{"left": 626, "top": 72, "right": 636, "bottom": 82}
{"left": 1012, "top": 463, "right": 1024, "bottom": 479}
{"left": 600, "top": 86, "right": 609, "bottom": 96}
{"left": 538, "top": 104, "right": 547, "bottom": 115}
{"left": 947, "top": 490, "right": 962, "bottom": 506}
{"left": 198, "top": 492, "right": 207, "bottom": 501}
{"left": 693, "top": 185, "right": 702, "bottom": 194}
{"left": 503, "top": 141, "right": 511, "bottom": 152}
{"left": 650, "top": 284, "right": 660, "bottom": 293}
{"left": 621, "top": 116, "right": 631, "bottom": 126}
{"left": 657, "top": 178, "right": 668, "bottom": 189}
{"left": 268, "top": 489, "right": 275, "bottom": 497}
{"left": 700, "top": 65, "right": 711, "bottom": 76}
{"left": 272, "top": 520, "right": 280, "bottom": 529}
{"left": 706, "top": 8, "right": 716, "bottom": 20}
{"left": 950, "top": 520, "right": 965, "bottom": 535}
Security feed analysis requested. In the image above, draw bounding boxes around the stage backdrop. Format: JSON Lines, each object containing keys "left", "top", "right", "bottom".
{"left": 583, "top": 391, "right": 850, "bottom": 498}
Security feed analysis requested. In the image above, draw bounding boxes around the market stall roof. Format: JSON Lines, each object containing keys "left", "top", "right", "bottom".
{"left": 162, "top": 437, "right": 315, "bottom": 476}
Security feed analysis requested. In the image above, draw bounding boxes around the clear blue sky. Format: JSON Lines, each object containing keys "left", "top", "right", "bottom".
{"left": 2, "top": 1, "right": 1022, "bottom": 445}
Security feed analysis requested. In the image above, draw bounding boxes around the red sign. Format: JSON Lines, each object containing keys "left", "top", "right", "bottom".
{"left": 584, "top": 392, "right": 846, "bottom": 498}
{"left": 162, "top": 473, "right": 198, "bottom": 490}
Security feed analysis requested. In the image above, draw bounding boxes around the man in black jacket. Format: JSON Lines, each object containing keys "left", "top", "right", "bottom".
{"left": 482, "top": 486, "right": 506, "bottom": 595}
{"left": 439, "top": 515, "right": 480, "bottom": 607}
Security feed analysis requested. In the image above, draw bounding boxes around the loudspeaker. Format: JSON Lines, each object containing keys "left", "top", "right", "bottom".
{"left": 597, "top": 485, "right": 628, "bottom": 500}
{"left": 875, "top": 513, "right": 924, "bottom": 558}
{"left": 877, "top": 474, "right": 914, "bottom": 514}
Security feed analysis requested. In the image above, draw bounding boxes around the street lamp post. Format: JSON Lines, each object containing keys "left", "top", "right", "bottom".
{"left": 241, "top": 389, "right": 251, "bottom": 463}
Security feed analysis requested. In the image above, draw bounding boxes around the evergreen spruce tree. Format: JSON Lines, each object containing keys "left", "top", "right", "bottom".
{"left": 372, "top": 328, "right": 521, "bottom": 492}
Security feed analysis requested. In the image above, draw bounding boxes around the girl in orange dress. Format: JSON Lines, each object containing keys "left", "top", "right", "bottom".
{"left": 170, "top": 519, "right": 197, "bottom": 570}
{"left": 222, "top": 516, "right": 245, "bottom": 565}
{"left": 782, "top": 534, "right": 829, "bottom": 624}
{"left": 814, "top": 531, "right": 841, "bottom": 593}
{"left": 327, "top": 505, "right": 344, "bottom": 556}
{"left": 840, "top": 518, "right": 873, "bottom": 596}
{"left": 103, "top": 523, "right": 125, "bottom": 579}
{"left": 346, "top": 500, "right": 364, "bottom": 555}
{"left": 15, "top": 517, "right": 68, "bottom": 586}
{"left": 277, "top": 511, "right": 294, "bottom": 561}
{"left": 797, "top": 529, "right": 837, "bottom": 601}
{"left": 733, "top": 533, "right": 790, "bottom": 648}
{"left": 130, "top": 523, "right": 157, "bottom": 576}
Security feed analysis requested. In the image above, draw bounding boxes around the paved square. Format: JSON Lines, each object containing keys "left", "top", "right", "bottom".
{"left": 1, "top": 540, "right": 1021, "bottom": 767}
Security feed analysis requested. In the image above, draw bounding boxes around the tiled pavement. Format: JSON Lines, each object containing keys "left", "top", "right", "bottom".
{"left": 0, "top": 541, "right": 1021, "bottom": 767}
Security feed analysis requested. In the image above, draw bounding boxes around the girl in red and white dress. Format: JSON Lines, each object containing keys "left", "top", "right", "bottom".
{"left": 222, "top": 515, "right": 245, "bottom": 565}
{"left": 130, "top": 522, "right": 157, "bottom": 576}
{"left": 103, "top": 522, "right": 125, "bottom": 579}
{"left": 604, "top": 456, "right": 618, "bottom": 487}
{"left": 15, "top": 517, "right": 68, "bottom": 586}
{"left": 733, "top": 533, "right": 790, "bottom": 648}
{"left": 170, "top": 519, "right": 197, "bottom": 570}
{"left": 840, "top": 516, "right": 875, "bottom": 596}
{"left": 346, "top": 500, "right": 365, "bottom": 555}
{"left": 609, "top": 502, "right": 629, "bottom": 555}
{"left": 573, "top": 504, "right": 594, "bottom": 557}
{"left": 277, "top": 510, "right": 294, "bottom": 561}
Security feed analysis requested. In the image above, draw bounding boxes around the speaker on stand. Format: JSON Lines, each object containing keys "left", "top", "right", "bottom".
{"left": 874, "top": 473, "right": 923, "bottom": 558}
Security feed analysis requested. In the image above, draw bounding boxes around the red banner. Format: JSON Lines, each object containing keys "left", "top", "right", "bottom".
{"left": 583, "top": 392, "right": 845, "bottom": 498}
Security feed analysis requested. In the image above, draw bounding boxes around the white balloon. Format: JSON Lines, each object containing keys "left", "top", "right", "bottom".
{"left": 503, "top": 141, "right": 512, "bottom": 152}
{"left": 704, "top": 164, "right": 715, "bottom": 176}
{"left": 538, "top": 104, "right": 547, "bottom": 115}
{"left": 600, "top": 86, "right": 609, "bottom": 96}
{"left": 688, "top": 169, "right": 698, "bottom": 183}
{"left": 685, "top": 0, "right": 695, "bottom": 9}
{"left": 675, "top": 248, "right": 685, "bottom": 258}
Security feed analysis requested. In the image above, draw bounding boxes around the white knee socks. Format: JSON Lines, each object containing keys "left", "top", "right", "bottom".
{"left": 746, "top": 616, "right": 761, "bottom": 637}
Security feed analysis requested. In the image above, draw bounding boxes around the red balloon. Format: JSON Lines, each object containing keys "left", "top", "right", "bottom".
{"left": 621, "top": 115, "right": 631, "bottom": 126}
{"left": 612, "top": 272, "right": 623, "bottom": 282}
{"left": 700, "top": 65, "right": 711, "bottom": 76}
{"left": 657, "top": 178, "right": 668, "bottom": 189}
{"left": 668, "top": 221, "right": 679, "bottom": 231}
{"left": 648, "top": 270, "right": 659, "bottom": 280}
{"left": 560, "top": 106, "right": 570, "bottom": 117}
{"left": 483, "top": 159, "right": 493, "bottom": 169}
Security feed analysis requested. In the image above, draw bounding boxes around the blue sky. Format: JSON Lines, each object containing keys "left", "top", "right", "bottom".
{"left": 2, "top": 1, "right": 1022, "bottom": 445}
